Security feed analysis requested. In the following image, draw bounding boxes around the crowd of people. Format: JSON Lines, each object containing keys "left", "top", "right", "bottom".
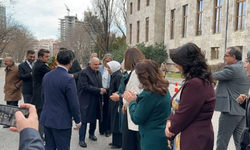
{"left": 3, "top": 43, "right": 250, "bottom": 150}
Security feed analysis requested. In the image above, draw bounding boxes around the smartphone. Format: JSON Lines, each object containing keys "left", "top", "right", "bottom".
{"left": 0, "top": 104, "right": 29, "bottom": 127}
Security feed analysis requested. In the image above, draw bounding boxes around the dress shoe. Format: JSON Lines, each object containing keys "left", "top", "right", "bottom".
{"left": 3, "top": 125, "right": 10, "bottom": 128}
{"left": 105, "top": 133, "right": 111, "bottom": 137}
{"left": 89, "top": 135, "right": 97, "bottom": 141}
{"left": 79, "top": 141, "right": 87, "bottom": 148}
{"left": 111, "top": 145, "right": 122, "bottom": 149}
{"left": 99, "top": 132, "right": 104, "bottom": 135}
{"left": 109, "top": 143, "right": 113, "bottom": 146}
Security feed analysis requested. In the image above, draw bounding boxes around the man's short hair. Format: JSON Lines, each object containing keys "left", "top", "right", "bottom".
{"left": 38, "top": 49, "right": 50, "bottom": 57}
{"left": 57, "top": 50, "right": 74, "bottom": 65}
{"left": 27, "top": 50, "right": 35, "bottom": 55}
{"left": 89, "top": 57, "right": 99, "bottom": 63}
{"left": 228, "top": 47, "right": 242, "bottom": 61}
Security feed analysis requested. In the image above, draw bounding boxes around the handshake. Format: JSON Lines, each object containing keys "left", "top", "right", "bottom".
{"left": 100, "top": 88, "right": 106, "bottom": 95}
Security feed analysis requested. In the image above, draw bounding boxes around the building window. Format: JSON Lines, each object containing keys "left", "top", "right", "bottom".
{"left": 170, "top": 9, "right": 175, "bottom": 39}
{"left": 138, "top": 0, "right": 140, "bottom": 11}
{"left": 237, "top": 46, "right": 243, "bottom": 52}
{"left": 183, "top": 5, "right": 188, "bottom": 38}
{"left": 146, "top": 0, "right": 150, "bottom": 6}
{"left": 236, "top": 0, "right": 246, "bottom": 30}
{"left": 130, "top": 3, "right": 133, "bottom": 14}
{"left": 137, "top": 21, "right": 140, "bottom": 43}
{"left": 130, "top": 24, "right": 132, "bottom": 44}
{"left": 197, "top": 0, "right": 204, "bottom": 35}
{"left": 145, "top": 17, "right": 149, "bottom": 42}
{"left": 211, "top": 47, "right": 219, "bottom": 60}
{"left": 214, "top": 0, "right": 223, "bottom": 33}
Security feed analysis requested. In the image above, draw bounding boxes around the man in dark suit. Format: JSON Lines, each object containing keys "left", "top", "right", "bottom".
{"left": 18, "top": 50, "right": 35, "bottom": 103}
{"left": 30, "top": 49, "right": 51, "bottom": 139}
{"left": 68, "top": 50, "right": 82, "bottom": 90}
{"left": 40, "top": 50, "right": 82, "bottom": 150}
{"left": 9, "top": 104, "right": 45, "bottom": 150}
{"left": 78, "top": 57, "right": 106, "bottom": 148}
{"left": 214, "top": 47, "right": 250, "bottom": 150}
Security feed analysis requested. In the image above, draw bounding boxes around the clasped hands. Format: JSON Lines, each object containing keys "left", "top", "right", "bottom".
{"left": 123, "top": 91, "right": 137, "bottom": 103}
{"left": 165, "top": 121, "right": 175, "bottom": 149}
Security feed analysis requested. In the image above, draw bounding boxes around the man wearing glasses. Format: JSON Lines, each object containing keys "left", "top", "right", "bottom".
{"left": 214, "top": 47, "right": 250, "bottom": 150}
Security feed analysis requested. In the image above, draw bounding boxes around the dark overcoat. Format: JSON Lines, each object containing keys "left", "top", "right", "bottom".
{"left": 68, "top": 59, "right": 81, "bottom": 90}
{"left": 109, "top": 70, "right": 122, "bottom": 133}
{"left": 18, "top": 61, "right": 33, "bottom": 94}
{"left": 78, "top": 66, "right": 103, "bottom": 123}
{"left": 31, "top": 59, "right": 50, "bottom": 111}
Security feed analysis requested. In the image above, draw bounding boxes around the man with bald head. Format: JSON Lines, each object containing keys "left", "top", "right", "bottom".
{"left": 91, "top": 53, "right": 98, "bottom": 58}
{"left": 78, "top": 57, "right": 106, "bottom": 148}
{"left": 3, "top": 57, "right": 22, "bottom": 128}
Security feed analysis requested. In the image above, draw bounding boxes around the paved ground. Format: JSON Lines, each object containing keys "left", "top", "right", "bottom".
{"left": 0, "top": 69, "right": 235, "bottom": 150}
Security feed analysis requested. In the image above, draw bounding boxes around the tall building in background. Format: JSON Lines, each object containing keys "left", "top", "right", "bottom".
{"left": 59, "top": 15, "right": 79, "bottom": 41}
{"left": 0, "top": 5, "right": 6, "bottom": 29}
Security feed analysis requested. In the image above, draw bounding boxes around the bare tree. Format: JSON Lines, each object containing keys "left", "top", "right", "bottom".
{"left": 84, "top": 0, "right": 118, "bottom": 56}
{"left": 59, "top": 22, "right": 92, "bottom": 67}
{"left": 114, "top": 0, "right": 127, "bottom": 37}
{"left": 0, "top": 17, "right": 20, "bottom": 56}
{"left": 4, "top": 24, "right": 36, "bottom": 62}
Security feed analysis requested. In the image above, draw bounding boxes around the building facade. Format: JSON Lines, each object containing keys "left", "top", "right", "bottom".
{"left": 0, "top": 5, "right": 6, "bottom": 29}
{"left": 127, "top": 0, "right": 249, "bottom": 71}
{"left": 126, "top": 0, "right": 166, "bottom": 46}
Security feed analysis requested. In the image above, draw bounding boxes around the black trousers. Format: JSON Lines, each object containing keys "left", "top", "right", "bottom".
{"left": 79, "top": 121, "right": 97, "bottom": 142}
{"left": 122, "top": 113, "right": 141, "bottom": 150}
{"left": 37, "top": 109, "right": 44, "bottom": 139}
{"left": 22, "top": 93, "right": 32, "bottom": 103}
{"left": 112, "top": 132, "right": 122, "bottom": 147}
{"left": 99, "top": 93, "right": 110, "bottom": 134}
{"left": 44, "top": 126, "right": 71, "bottom": 150}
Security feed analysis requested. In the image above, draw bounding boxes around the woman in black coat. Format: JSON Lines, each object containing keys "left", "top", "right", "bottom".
{"left": 107, "top": 61, "right": 123, "bottom": 148}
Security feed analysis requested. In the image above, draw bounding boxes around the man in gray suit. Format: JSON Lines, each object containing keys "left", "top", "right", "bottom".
{"left": 214, "top": 47, "right": 250, "bottom": 150}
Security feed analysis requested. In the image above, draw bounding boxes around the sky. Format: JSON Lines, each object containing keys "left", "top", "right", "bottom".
{"left": 5, "top": 0, "right": 91, "bottom": 40}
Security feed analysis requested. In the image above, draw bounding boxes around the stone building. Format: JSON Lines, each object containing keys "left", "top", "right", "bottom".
{"left": 126, "top": 0, "right": 166, "bottom": 46}
{"left": 127, "top": 0, "right": 249, "bottom": 71}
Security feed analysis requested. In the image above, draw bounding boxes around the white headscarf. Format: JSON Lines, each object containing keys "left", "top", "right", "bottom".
{"left": 107, "top": 61, "right": 121, "bottom": 74}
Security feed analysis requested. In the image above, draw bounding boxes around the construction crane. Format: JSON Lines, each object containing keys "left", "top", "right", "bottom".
{"left": 64, "top": 4, "right": 70, "bottom": 16}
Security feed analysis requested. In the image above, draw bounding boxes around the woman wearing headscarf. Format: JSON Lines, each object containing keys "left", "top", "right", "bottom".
{"left": 107, "top": 61, "right": 123, "bottom": 148}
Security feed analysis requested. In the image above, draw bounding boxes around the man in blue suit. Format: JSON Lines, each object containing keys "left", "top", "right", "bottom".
{"left": 40, "top": 49, "right": 82, "bottom": 150}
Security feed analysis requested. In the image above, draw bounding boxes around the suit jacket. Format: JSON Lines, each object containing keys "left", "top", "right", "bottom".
{"left": 129, "top": 90, "right": 171, "bottom": 150}
{"left": 78, "top": 66, "right": 103, "bottom": 123}
{"left": 40, "top": 66, "right": 81, "bottom": 129}
{"left": 19, "top": 128, "right": 45, "bottom": 150}
{"left": 214, "top": 61, "right": 250, "bottom": 116}
{"left": 167, "top": 78, "right": 216, "bottom": 150}
{"left": 18, "top": 61, "right": 33, "bottom": 94}
{"left": 31, "top": 59, "right": 50, "bottom": 110}
{"left": 4, "top": 64, "right": 22, "bottom": 101}
{"left": 68, "top": 60, "right": 82, "bottom": 89}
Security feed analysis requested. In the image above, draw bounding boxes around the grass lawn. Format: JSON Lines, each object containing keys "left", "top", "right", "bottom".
{"left": 166, "top": 72, "right": 182, "bottom": 78}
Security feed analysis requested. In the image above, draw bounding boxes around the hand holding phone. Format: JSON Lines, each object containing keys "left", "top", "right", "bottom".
{"left": 9, "top": 104, "right": 38, "bottom": 133}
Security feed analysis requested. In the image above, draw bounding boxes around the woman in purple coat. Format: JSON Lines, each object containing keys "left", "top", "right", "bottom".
{"left": 165, "top": 43, "right": 216, "bottom": 150}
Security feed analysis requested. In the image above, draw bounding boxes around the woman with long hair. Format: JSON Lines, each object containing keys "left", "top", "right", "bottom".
{"left": 123, "top": 59, "right": 171, "bottom": 150}
{"left": 165, "top": 43, "right": 216, "bottom": 150}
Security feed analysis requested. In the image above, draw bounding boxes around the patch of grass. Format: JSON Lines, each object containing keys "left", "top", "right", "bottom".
{"left": 166, "top": 72, "right": 182, "bottom": 78}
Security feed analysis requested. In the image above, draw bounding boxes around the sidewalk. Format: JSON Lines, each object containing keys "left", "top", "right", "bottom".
{"left": 166, "top": 77, "right": 184, "bottom": 86}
